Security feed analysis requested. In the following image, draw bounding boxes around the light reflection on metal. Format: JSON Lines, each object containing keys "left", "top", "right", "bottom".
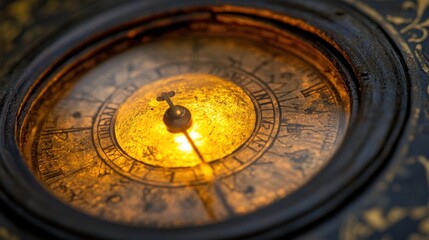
{"left": 115, "top": 73, "right": 256, "bottom": 168}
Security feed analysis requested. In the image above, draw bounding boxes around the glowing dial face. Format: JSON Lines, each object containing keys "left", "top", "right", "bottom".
{"left": 21, "top": 34, "right": 350, "bottom": 227}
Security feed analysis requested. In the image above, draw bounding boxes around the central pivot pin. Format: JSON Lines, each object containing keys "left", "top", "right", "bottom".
{"left": 157, "top": 91, "right": 192, "bottom": 133}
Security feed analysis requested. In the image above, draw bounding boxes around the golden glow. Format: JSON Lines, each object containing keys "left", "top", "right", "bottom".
{"left": 174, "top": 130, "right": 202, "bottom": 152}
{"left": 114, "top": 73, "right": 256, "bottom": 168}
{"left": 199, "top": 163, "right": 215, "bottom": 180}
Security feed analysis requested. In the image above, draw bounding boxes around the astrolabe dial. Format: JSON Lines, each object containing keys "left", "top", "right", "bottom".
{"left": 20, "top": 34, "right": 350, "bottom": 227}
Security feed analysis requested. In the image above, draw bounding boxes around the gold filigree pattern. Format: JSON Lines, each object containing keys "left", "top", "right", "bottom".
{"left": 341, "top": 156, "right": 429, "bottom": 240}
{"left": 386, "top": 0, "right": 429, "bottom": 72}
{"left": 339, "top": 1, "right": 429, "bottom": 238}
{"left": 0, "top": 227, "right": 19, "bottom": 240}
{"left": 0, "top": 0, "right": 95, "bottom": 74}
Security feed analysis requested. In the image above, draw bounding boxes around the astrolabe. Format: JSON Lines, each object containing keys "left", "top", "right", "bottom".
{"left": 19, "top": 30, "right": 350, "bottom": 227}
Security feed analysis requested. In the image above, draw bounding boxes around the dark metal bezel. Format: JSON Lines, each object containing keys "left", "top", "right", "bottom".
{"left": 0, "top": 0, "right": 409, "bottom": 239}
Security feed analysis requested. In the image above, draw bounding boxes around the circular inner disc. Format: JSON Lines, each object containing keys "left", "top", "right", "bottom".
{"left": 114, "top": 73, "right": 256, "bottom": 168}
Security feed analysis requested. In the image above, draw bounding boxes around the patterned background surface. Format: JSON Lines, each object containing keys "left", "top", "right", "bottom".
{"left": 1, "top": 0, "right": 429, "bottom": 239}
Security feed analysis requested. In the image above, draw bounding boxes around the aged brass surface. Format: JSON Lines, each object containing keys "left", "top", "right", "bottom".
{"left": 20, "top": 35, "right": 350, "bottom": 227}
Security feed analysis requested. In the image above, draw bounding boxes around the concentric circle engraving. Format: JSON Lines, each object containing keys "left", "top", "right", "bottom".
{"left": 93, "top": 65, "right": 280, "bottom": 186}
